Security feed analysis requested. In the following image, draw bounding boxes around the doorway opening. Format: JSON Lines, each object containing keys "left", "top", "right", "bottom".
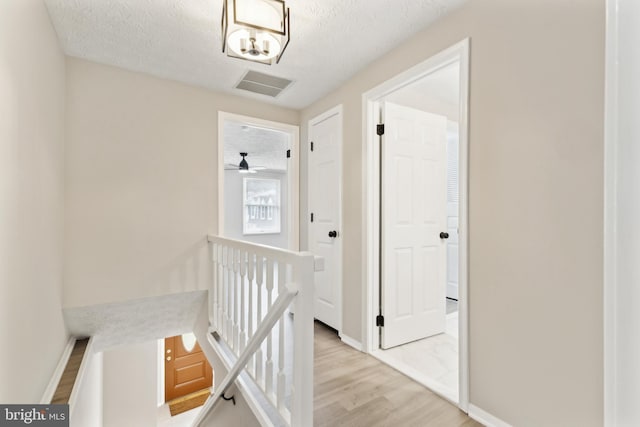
{"left": 363, "top": 39, "right": 470, "bottom": 409}
{"left": 217, "top": 112, "right": 300, "bottom": 251}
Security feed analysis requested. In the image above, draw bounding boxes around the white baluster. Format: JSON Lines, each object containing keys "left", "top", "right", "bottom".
{"left": 222, "top": 246, "right": 230, "bottom": 342}
{"left": 217, "top": 245, "right": 224, "bottom": 333}
{"left": 277, "top": 261, "right": 287, "bottom": 413}
{"left": 211, "top": 243, "right": 218, "bottom": 329}
{"left": 228, "top": 246, "right": 235, "bottom": 345}
{"left": 247, "top": 251, "right": 255, "bottom": 376}
{"left": 265, "top": 258, "right": 275, "bottom": 400}
{"left": 255, "top": 254, "right": 264, "bottom": 386}
{"left": 239, "top": 250, "right": 247, "bottom": 354}
{"left": 232, "top": 248, "right": 240, "bottom": 353}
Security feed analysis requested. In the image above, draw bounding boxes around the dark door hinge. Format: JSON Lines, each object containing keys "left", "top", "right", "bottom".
{"left": 376, "top": 124, "right": 385, "bottom": 136}
{"left": 286, "top": 149, "right": 291, "bottom": 158}
{"left": 376, "top": 314, "right": 384, "bottom": 327}
{"left": 310, "top": 213, "right": 314, "bottom": 223}
{"left": 310, "top": 141, "right": 314, "bottom": 152}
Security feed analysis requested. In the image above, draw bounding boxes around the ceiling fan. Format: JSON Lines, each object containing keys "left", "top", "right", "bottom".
{"left": 224, "top": 152, "right": 267, "bottom": 174}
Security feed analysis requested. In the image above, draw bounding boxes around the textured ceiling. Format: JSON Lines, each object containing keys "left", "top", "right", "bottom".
{"left": 44, "top": 0, "right": 466, "bottom": 109}
{"left": 224, "top": 121, "right": 289, "bottom": 171}
{"left": 64, "top": 290, "right": 206, "bottom": 351}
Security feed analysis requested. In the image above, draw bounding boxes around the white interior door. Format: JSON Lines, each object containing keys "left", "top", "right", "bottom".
{"left": 309, "top": 107, "right": 342, "bottom": 330}
{"left": 381, "top": 101, "right": 447, "bottom": 349}
{"left": 446, "top": 121, "right": 459, "bottom": 300}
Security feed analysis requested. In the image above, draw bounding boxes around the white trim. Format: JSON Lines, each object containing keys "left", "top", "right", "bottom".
{"left": 339, "top": 334, "right": 362, "bottom": 351}
{"left": 217, "top": 112, "right": 300, "bottom": 252}
{"left": 468, "top": 404, "right": 512, "bottom": 427}
{"left": 362, "top": 38, "right": 470, "bottom": 411}
{"left": 457, "top": 38, "right": 471, "bottom": 413}
{"left": 308, "top": 105, "right": 344, "bottom": 334}
{"left": 68, "top": 337, "right": 96, "bottom": 416}
{"left": 603, "top": 1, "right": 619, "bottom": 425}
{"left": 157, "top": 339, "right": 165, "bottom": 406}
{"left": 41, "top": 337, "right": 76, "bottom": 404}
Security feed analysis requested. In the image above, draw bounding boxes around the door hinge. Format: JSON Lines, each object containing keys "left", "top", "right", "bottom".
{"left": 310, "top": 141, "right": 314, "bottom": 152}
{"left": 376, "top": 124, "right": 385, "bottom": 136}
{"left": 376, "top": 314, "right": 384, "bottom": 327}
{"left": 310, "top": 213, "right": 314, "bottom": 223}
{"left": 286, "top": 149, "right": 291, "bottom": 158}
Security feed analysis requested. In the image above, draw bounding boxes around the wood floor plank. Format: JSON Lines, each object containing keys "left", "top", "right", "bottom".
{"left": 51, "top": 338, "right": 89, "bottom": 404}
{"left": 313, "top": 322, "right": 479, "bottom": 427}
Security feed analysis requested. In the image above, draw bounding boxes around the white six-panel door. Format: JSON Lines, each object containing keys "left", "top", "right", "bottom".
{"left": 381, "top": 102, "right": 448, "bottom": 349}
{"left": 308, "top": 107, "right": 342, "bottom": 330}
{"left": 446, "top": 121, "right": 460, "bottom": 300}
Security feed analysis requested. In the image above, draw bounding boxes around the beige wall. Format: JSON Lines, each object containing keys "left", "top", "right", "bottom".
{"left": 72, "top": 351, "right": 103, "bottom": 427}
{"left": 64, "top": 59, "right": 298, "bottom": 307}
{"left": 300, "top": 1, "right": 605, "bottom": 425}
{"left": 0, "top": 0, "right": 68, "bottom": 402}
{"left": 103, "top": 342, "right": 155, "bottom": 427}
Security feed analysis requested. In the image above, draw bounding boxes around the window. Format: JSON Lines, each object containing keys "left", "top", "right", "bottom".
{"left": 243, "top": 178, "right": 281, "bottom": 234}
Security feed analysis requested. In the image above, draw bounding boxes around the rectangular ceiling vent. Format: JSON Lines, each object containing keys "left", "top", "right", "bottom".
{"left": 235, "top": 70, "right": 293, "bottom": 98}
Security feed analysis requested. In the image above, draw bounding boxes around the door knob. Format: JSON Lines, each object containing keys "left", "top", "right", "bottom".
{"left": 328, "top": 230, "right": 338, "bottom": 238}
{"left": 166, "top": 356, "right": 172, "bottom": 362}
{"left": 439, "top": 232, "right": 449, "bottom": 239}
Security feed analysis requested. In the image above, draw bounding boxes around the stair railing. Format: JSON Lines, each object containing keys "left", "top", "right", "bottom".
{"left": 193, "top": 235, "right": 315, "bottom": 426}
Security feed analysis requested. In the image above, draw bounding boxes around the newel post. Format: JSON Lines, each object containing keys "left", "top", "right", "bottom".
{"left": 291, "top": 252, "right": 315, "bottom": 426}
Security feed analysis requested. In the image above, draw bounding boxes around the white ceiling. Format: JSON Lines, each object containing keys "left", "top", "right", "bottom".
{"left": 44, "top": 0, "right": 466, "bottom": 110}
{"left": 224, "top": 121, "right": 289, "bottom": 171}
{"left": 386, "top": 60, "right": 460, "bottom": 121}
{"left": 64, "top": 291, "right": 206, "bottom": 351}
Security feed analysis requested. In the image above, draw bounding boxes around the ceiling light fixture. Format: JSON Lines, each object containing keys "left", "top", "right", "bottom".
{"left": 222, "top": 0, "right": 290, "bottom": 65}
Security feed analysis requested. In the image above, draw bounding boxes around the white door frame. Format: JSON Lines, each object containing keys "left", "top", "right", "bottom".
{"left": 362, "top": 39, "right": 470, "bottom": 410}
{"left": 217, "top": 111, "right": 300, "bottom": 251}
{"left": 308, "top": 105, "right": 343, "bottom": 334}
{"left": 603, "top": 2, "right": 618, "bottom": 423}
{"left": 604, "top": 1, "right": 640, "bottom": 425}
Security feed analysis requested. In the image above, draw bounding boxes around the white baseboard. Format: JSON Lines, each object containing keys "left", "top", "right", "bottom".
{"left": 68, "top": 337, "right": 96, "bottom": 415}
{"left": 468, "top": 404, "right": 512, "bottom": 427}
{"left": 41, "top": 337, "right": 76, "bottom": 404}
{"left": 339, "top": 333, "right": 362, "bottom": 351}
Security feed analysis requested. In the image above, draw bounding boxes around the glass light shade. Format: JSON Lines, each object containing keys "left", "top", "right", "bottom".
{"left": 222, "top": 0, "right": 290, "bottom": 65}
{"left": 235, "top": 0, "right": 283, "bottom": 33}
{"left": 227, "top": 29, "right": 281, "bottom": 61}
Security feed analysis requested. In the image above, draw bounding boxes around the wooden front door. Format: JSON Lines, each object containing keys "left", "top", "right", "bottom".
{"left": 164, "top": 333, "right": 213, "bottom": 402}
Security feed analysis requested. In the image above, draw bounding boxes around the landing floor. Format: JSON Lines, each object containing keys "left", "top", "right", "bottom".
{"left": 314, "top": 321, "right": 478, "bottom": 427}
{"left": 158, "top": 320, "right": 479, "bottom": 426}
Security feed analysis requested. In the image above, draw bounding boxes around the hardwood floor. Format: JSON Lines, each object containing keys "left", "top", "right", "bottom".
{"left": 51, "top": 338, "right": 89, "bottom": 404}
{"left": 314, "top": 322, "right": 479, "bottom": 427}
